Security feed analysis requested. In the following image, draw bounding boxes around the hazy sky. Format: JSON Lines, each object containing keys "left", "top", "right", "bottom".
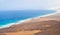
{"left": 0, "top": 0, "right": 60, "bottom": 10}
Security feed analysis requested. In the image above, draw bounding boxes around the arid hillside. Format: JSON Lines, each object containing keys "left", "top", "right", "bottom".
{"left": 0, "top": 13, "right": 60, "bottom": 35}
{"left": 0, "top": 20, "right": 60, "bottom": 35}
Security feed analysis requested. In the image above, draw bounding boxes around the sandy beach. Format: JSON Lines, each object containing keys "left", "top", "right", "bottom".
{"left": 0, "top": 10, "right": 60, "bottom": 35}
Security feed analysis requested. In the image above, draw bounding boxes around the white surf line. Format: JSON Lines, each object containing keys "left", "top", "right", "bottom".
{"left": 37, "top": 10, "right": 60, "bottom": 18}
{"left": 0, "top": 10, "right": 59, "bottom": 29}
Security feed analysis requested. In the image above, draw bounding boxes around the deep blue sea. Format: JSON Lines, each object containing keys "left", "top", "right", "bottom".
{"left": 0, "top": 10, "right": 55, "bottom": 27}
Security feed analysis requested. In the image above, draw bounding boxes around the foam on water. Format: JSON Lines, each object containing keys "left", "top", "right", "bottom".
{"left": 0, "top": 10, "right": 59, "bottom": 29}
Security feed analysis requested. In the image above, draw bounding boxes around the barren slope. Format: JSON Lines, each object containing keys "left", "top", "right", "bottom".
{"left": 0, "top": 13, "right": 60, "bottom": 35}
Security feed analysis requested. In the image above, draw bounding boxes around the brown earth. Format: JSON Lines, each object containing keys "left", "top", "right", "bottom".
{"left": 0, "top": 13, "right": 60, "bottom": 35}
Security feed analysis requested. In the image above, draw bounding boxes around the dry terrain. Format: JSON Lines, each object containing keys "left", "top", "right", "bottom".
{"left": 0, "top": 13, "right": 60, "bottom": 35}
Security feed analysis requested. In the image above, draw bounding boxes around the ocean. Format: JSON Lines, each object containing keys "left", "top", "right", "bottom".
{"left": 0, "top": 10, "right": 55, "bottom": 28}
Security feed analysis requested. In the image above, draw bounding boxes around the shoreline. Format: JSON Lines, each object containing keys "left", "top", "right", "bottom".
{"left": 0, "top": 11, "right": 58, "bottom": 29}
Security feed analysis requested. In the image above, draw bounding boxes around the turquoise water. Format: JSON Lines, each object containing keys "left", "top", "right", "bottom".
{"left": 0, "top": 10, "right": 55, "bottom": 27}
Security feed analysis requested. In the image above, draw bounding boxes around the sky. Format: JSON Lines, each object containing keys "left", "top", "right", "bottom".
{"left": 0, "top": 0, "right": 60, "bottom": 10}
